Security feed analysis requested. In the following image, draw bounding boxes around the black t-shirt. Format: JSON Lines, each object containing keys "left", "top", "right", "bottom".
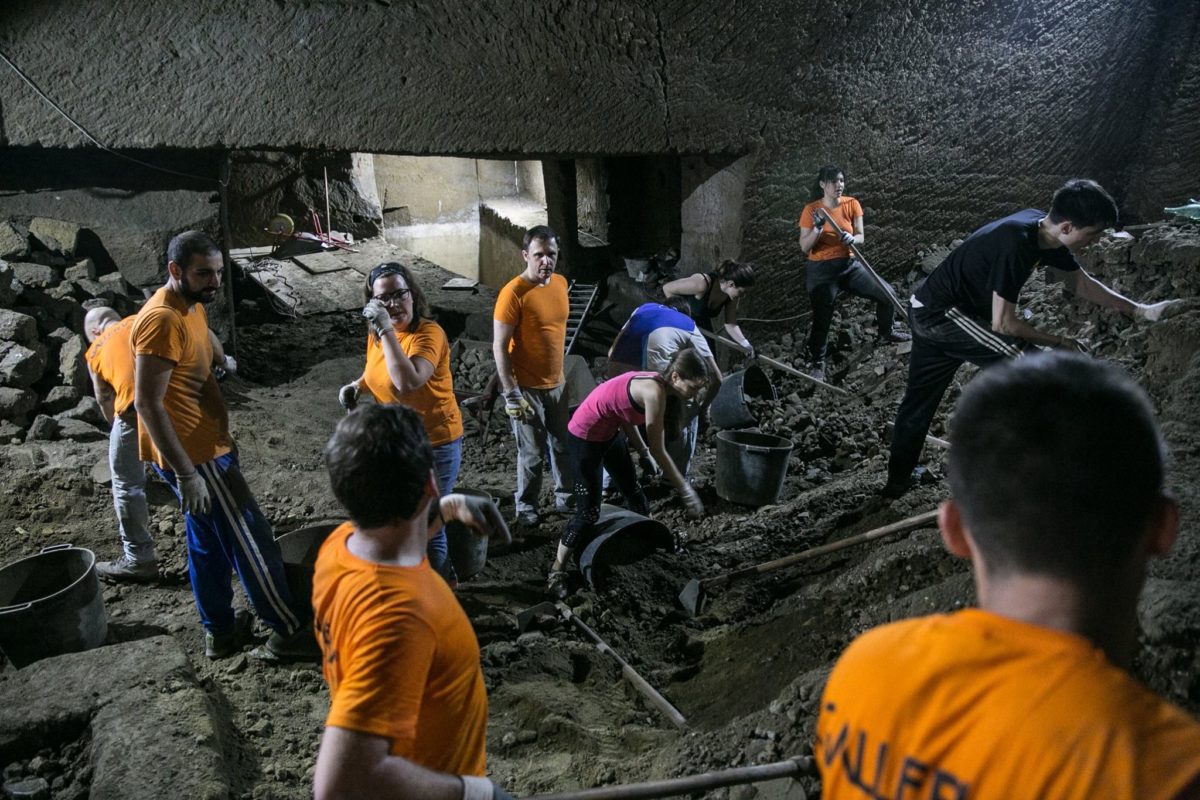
{"left": 914, "top": 209, "right": 1080, "bottom": 321}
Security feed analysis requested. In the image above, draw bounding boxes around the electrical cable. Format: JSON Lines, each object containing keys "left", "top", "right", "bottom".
{"left": 0, "top": 47, "right": 221, "bottom": 186}
{"left": 740, "top": 311, "right": 813, "bottom": 323}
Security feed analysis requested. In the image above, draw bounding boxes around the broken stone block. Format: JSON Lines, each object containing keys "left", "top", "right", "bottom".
{"left": 56, "top": 417, "right": 106, "bottom": 442}
{"left": 58, "top": 334, "right": 89, "bottom": 393}
{"left": 29, "top": 217, "right": 81, "bottom": 257}
{"left": 0, "top": 341, "right": 47, "bottom": 388}
{"left": 25, "top": 414, "right": 59, "bottom": 441}
{"left": 0, "top": 308, "right": 39, "bottom": 346}
{"left": 0, "top": 221, "right": 28, "bottom": 260}
{"left": 0, "top": 419, "right": 23, "bottom": 439}
{"left": 10, "top": 262, "right": 57, "bottom": 290}
{"left": 72, "top": 278, "right": 109, "bottom": 298}
{"left": 41, "top": 385, "right": 81, "bottom": 414}
{"left": 97, "top": 271, "right": 133, "bottom": 295}
{"left": 64, "top": 258, "right": 96, "bottom": 281}
{"left": 0, "top": 261, "right": 15, "bottom": 306}
{"left": 58, "top": 396, "right": 106, "bottom": 428}
{"left": 0, "top": 387, "right": 37, "bottom": 422}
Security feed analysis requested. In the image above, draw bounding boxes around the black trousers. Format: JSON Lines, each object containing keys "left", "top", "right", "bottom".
{"left": 563, "top": 431, "right": 648, "bottom": 550}
{"left": 805, "top": 257, "right": 897, "bottom": 362}
{"left": 886, "top": 306, "right": 1028, "bottom": 486}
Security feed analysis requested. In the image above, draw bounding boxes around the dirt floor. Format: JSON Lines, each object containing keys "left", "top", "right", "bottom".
{"left": 2, "top": 225, "right": 1199, "bottom": 798}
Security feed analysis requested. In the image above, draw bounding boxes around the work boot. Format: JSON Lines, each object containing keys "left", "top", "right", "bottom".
{"left": 205, "top": 609, "right": 253, "bottom": 660}
{"left": 546, "top": 569, "right": 570, "bottom": 601}
{"left": 96, "top": 554, "right": 159, "bottom": 584}
{"left": 807, "top": 360, "right": 826, "bottom": 383}
{"left": 249, "top": 626, "right": 321, "bottom": 664}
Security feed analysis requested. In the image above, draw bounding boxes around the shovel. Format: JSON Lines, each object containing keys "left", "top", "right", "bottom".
{"left": 516, "top": 601, "right": 688, "bottom": 729}
{"left": 698, "top": 327, "right": 850, "bottom": 396}
{"left": 814, "top": 208, "right": 909, "bottom": 320}
{"left": 679, "top": 509, "right": 939, "bottom": 616}
{"left": 525, "top": 755, "right": 813, "bottom": 800}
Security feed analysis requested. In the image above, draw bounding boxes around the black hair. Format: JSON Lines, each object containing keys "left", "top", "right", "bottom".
{"left": 523, "top": 225, "right": 560, "bottom": 250}
{"left": 167, "top": 230, "right": 220, "bottom": 270}
{"left": 1047, "top": 179, "right": 1118, "bottom": 230}
{"left": 364, "top": 261, "right": 429, "bottom": 333}
{"left": 811, "top": 164, "right": 845, "bottom": 200}
{"left": 947, "top": 352, "right": 1165, "bottom": 587}
{"left": 715, "top": 259, "right": 755, "bottom": 289}
{"left": 660, "top": 295, "right": 692, "bottom": 316}
{"left": 656, "top": 346, "right": 709, "bottom": 441}
{"left": 325, "top": 404, "right": 434, "bottom": 529}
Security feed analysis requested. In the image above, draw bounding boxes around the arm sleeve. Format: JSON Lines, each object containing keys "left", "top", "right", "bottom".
{"left": 406, "top": 323, "right": 444, "bottom": 365}
{"left": 131, "top": 307, "right": 184, "bottom": 363}
{"left": 849, "top": 198, "right": 864, "bottom": 218}
{"left": 1043, "top": 246, "right": 1081, "bottom": 273}
{"left": 493, "top": 284, "right": 522, "bottom": 326}
{"left": 988, "top": 250, "right": 1034, "bottom": 305}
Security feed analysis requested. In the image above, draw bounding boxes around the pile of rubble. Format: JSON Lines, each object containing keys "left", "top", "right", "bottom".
{"left": 0, "top": 218, "right": 144, "bottom": 443}
{"left": 451, "top": 340, "right": 495, "bottom": 393}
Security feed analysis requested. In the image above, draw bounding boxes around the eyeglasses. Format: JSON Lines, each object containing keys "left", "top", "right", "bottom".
{"left": 374, "top": 288, "right": 411, "bottom": 306}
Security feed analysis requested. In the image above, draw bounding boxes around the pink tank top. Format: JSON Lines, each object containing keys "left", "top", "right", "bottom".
{"left": 568, "top": 371, "right": 652, "bottom": 442}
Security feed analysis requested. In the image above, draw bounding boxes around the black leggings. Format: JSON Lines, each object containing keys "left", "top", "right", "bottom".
{"left": 562, "top": 431, "right": 648, "bottom": 550}
{"left": 805, "top": 257, "right": 896, "bottom": 361}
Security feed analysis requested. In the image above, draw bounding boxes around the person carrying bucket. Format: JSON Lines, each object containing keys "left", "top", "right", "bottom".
{"left": 546, "top": 347, "right": 710, "bottom": 600}
{"left": 337, "top": 262, "right": 464, "bottom": 585}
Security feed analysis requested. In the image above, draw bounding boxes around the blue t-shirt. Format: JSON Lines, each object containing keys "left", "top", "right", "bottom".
{"left": 610, "top": 303, "right": 702, "bottom": 366}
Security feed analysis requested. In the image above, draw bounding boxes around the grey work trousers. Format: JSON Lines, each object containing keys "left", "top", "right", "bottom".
{"left": 511, "top": 383, "right": 573, "bottom": 514}
{"left": 109, "top": 412, "right": 155, "bottom": 563}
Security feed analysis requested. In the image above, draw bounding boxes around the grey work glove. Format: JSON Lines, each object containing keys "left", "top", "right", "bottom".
{"left": 810, "top": 210, "right": 825, "bottom": 231}
{"left": 679, "top": 483, "right": 704, "bottom": 519}
{"left": 176, "top": 471, "right": 211, "bottom": 516}
{"left": 338, "top": 382, "right": 360, "bottom": 412}
{"left": 839, "top": 230, "right": 855, "bottom": 246}
{"left": 222, "top": 355, "right": 237, "bottom": 375}
{"left": 362, "top": 298, "right": 394, "bottom": 338}
{"left": 503, "top": 389, "right": 534, "bottom": 422}
{"left": 441, "top": 493, "right": 512, "bottom": 545}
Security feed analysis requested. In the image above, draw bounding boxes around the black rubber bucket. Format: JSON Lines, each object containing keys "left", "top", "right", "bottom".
{"left": 709, "top": 365, "right": 777, "bottom": 429}
{"left": 715, "top": 430, "right": 794, "bottom": 506}
{"left": 275, "top": 523, "right": 340, "bottom": 610}
{"left": 0, "top": 544, "right": 108, "bottom": 668}
{"left": 446, "top": 489, "right": 494, "bottom": 580}
{"left": 576, "top": 504, "right": 674, "bottom": 588}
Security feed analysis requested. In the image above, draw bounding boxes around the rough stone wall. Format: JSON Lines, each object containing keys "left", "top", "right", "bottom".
{"left": 2, "top": 0, "right": 1197, "bottom": 319}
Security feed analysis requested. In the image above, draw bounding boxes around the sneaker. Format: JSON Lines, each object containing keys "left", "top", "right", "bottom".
{"left": 249, "top": 626, "right": 321, "bottom": 664}
{"left": 96, "top": 554, "right": 159, "bottom": 584}
{"left": 205, "top": 609, "right": 253, "bottom": 660}
{"left": 880, "top": 329, "right": 912, "bottom": 343}
{"left": 546, "top": 569, "right": 570, "bottom": 601}
{"left": 515, "top": 510, "right": 541, "bottom": 528}
{"left": 808, "top": 360, "right": 826, "bottom": 383}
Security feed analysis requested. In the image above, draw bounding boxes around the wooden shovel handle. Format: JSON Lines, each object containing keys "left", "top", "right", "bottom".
{"left": 525, "top": 756, "right": 813, "bottom": 800}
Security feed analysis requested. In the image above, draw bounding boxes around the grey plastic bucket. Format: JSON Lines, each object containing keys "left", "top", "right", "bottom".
{"left": 276, "top": 523, "right": 339, "bottom": 609}
{"left": 576, "top": 504, "right": 674, "bottom": 588}
{"left": 446, "top": 488, "right": 494, "bottom": 580}
{"left": 0, "top": 544, "right": 108, "bottom": 668}
{"left": 709, "top": 365, "right": 777, "bottom": 429}
{"left": 715, "top": 430, "right": 794, "bottom": 506}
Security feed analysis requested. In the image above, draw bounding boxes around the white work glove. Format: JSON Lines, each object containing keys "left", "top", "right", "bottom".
{"left": 362, "top": 298, "right": 394, "bottom": 338}
{"left": 176, "top": 471, "right": 211, "bottom": 516}
{"left": 441, "top": 494, "right": 512, "bottom": 545}
{"left": 461, "top": 775, "right": 515, "bottom": 800}
{"left": 1136, "top": 299, "right": 1185, "bottom": 322}
{"left": 839, "top": 230, "right": 855, "bottom": 246}
{"left": 503, "top": 389, "right": 534, "bottom": 422}
{"left": 338, "top": 382, "right": 360, "bottom": 412}
{"left": 223, "top": 355, "right": 237, "bottom": 375}
{"left": 679, "top": 483, "right": 704, "bottom": 519}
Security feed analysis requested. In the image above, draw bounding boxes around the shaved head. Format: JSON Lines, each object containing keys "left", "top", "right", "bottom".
{"left": 84, "top": 307, "right": 121, "bottom": 342}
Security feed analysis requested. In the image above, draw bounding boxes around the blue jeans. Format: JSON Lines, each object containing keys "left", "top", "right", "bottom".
{"left": 428, "top": 438, "right": 462, "bottom": 577}
{"left": 155, "top": 451, "right": 304, "bottom": 637}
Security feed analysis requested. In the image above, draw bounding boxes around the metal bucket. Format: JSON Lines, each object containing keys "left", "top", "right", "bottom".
{"left": 0, "top": 544, "right": 108, "bottom": 668}
{"left": 576, "top": 504, "right": 674, "bottom": 588}
{"left": 715, "top": 430, "right": 794, "bottom": 506}
{"left": 709, "top": 365, "right": 776, "bottom": 429}
{"left": 446, "top": 489, "right": 495, "bottom": 580}
{"left": 276, "top": 523, "right": 340, "bottom": 610}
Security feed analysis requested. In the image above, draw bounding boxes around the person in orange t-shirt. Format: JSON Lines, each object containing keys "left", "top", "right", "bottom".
{"left": 816, "top": 352, "right": 1200, "bottom": 800}
{"left": 797, "top": 164, "right": 908, "bottom": 382}
{"left": 132, "top": 230, "right": 310, "bottom": 662}
{"left": 313, "top": 403, "right": 513, "bottom": 800}
{"left": 492, "top": 225, "right": 573, "bottom": 527}
{"left": 338, "top": 262, "right": 464, "bottom": 582}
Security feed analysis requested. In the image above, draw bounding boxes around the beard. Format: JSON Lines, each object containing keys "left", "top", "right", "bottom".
{"left": 179, "top": 278, "right": 218, "bottom": 304}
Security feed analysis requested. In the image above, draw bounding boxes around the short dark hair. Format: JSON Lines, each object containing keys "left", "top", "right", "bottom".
{"left": 325, "top": 404, "right": 433, "bottom": 528}
{"left": 813, "top": 164, "right": 844, "bottom": 200}
{"left": 364, "top": 261, "right": 429, "bottom": 332}
{"left": 661, "top": 295, "right": 692, "bottom": 316}
{"left": 1047, "top": 179, "right": 1118, "bottom": 230}
{"left": 167, "top": 230, "right": 220, "bottom": 270}
{"left": 716, "top": 259, "right": 755, "bottom": 289}
{"left": 523, "top": 225, "right": 559, "bottom": 250}
{"left": 947, "top": 352, "right": 1165, "bottom": 587}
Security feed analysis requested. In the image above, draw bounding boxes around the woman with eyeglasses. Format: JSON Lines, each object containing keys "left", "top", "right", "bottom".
{"left": 339, "top": 262, "right": 464, "bottom": 583}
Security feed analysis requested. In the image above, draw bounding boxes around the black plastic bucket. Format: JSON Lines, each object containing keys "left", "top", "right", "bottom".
{"left": 715, "top": 430, "right": 794, "bottom": 506}
{"left": 576, "top": 504, "right": 673, "bottom": 588}
{"left": 0, "top": 544, "right": 108, "bottom": 668}
{"left": 446, "top": 488, "right": 495, "bottom": 580}
{"left": 709, "top": 365, "right": 777, "bottom": 429}
{"left": 276, "top": 523, "right": 340, "bottom": 609}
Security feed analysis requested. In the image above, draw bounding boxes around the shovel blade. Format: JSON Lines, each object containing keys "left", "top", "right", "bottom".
{"left": 515, "top": 601, "right": 558, "bottom": 633}
{"left": 678, "top": 579, "right": 706, "bottom": 617}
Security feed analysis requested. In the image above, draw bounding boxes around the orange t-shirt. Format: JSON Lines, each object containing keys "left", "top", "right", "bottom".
{"left": 493, "top": 272, "right": 568, "bottom": 390}
{"left": 361, "top": 319, "right": 463, "bottom": 447}
{"left": 313, "top": 522, "right": 488, "bottom": 776}
{"left": 85, "top": 316, "right": 137, "bottom": 416}
{"left": 130, "top": 287, "right": 231, "bottom": 469}
{"left": 798, "top": 196, "right": 863, "bottom": 261}
{"left": 816, "top": 609, "right": 1200, "bottom": 800}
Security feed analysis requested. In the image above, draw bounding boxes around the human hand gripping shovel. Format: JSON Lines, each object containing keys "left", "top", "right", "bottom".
{"left": 679, "top": 509, "right": 939, "bottom": 616}
{"left": 813, "top": 208, "right": 909, "bottom": 320}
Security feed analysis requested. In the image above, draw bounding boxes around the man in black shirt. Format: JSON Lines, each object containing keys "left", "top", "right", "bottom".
{"left": 883, "top": 179, "right": 1182, "bottom": 498}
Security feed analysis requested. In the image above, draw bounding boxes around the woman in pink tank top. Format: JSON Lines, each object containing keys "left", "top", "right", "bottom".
{"left": 547, "top": 347, "right": 710, "bottom": 599}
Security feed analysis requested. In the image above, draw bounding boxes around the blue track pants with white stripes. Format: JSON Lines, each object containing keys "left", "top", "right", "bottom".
{"left": 156, "top": 451, "right": 305, "bottom": 637}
